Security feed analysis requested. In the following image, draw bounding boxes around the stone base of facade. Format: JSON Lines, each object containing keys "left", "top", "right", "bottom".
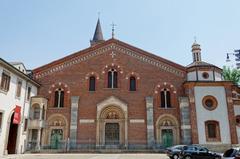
{"left": 26, "top": 143, "right": 238, "bottom": 154}
{"left": 200, "top": 144, "right": 232, "bottom": 152}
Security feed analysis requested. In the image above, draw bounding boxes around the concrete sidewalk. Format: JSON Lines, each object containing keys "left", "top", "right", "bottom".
{"left": 1, "top": 153, "right": 168, "bottom": 159}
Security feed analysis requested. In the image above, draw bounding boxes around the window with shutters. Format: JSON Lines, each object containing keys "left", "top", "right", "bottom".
{"left": 24, "top": 119, "right": 28, "bottom": 131}
{"left": 27, "top": 87, "right": 31, "bottom": 101}
{"left": 0, "top": 72, "right": 11, "bottom": 92}
{"left": 16, "top": 80, "right": 22, "bottom": 98}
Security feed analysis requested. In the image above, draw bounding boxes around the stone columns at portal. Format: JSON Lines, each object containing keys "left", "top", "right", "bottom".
{"left": 36, "top": 104, "right": 44, "bottom": 150}
{"left": 96, "top": 118, "right": 100, "bottom": 147}
{"left": 39, "top": 104, "right": 43, "bottom": 120}
{"left": 36, "top": 128, "right": 41, "bottom": 150}
{"left": 145, "top": 96, "right": 154, "bottom": 148}
{"left": 96, "top": 96, "right": 128, "bottom": 148}
{"left": 124, "top": 110, "right": 128, "bottom": 148}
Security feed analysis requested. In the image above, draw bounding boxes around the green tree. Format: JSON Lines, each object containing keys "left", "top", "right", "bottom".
{"left": 222, "top": 66, "right": 240, "bottom": 84}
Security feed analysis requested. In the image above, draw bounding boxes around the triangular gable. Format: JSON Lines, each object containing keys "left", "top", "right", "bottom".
{"left": 33, "top": 38, "right": 186, "bottom": 79}
{"left": 10, "top": 62, "right": 27, "bottom": 73}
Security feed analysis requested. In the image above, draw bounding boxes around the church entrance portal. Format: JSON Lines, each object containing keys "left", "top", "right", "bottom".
{"left": 105, "top": 123, "right": 120, "bottom": 145}
{"left": 96, "top": 96, "right": 128, "bottom": 147}
{"left": 50, "top": 129, "right": 63, "bottom": 149}
{"left": 7, "top": 113, "right": 18, "bottom": 154}
{"left": 162, "top": 129, "right": 173, "bottom": 147}
{"left": 156, "top": 114, "right": 180, "bottom": 147}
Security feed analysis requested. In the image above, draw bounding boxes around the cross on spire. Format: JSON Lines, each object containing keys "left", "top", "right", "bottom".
{"left": 111, "top": 22, "right": 116, "bottom": 38}
{"left": 194, "top": 36, "right": 197, "bottom": 43}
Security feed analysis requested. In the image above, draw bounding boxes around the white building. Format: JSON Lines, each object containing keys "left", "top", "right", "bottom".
{"left": 0, "top": 58, "right": 39, "bottom": 156}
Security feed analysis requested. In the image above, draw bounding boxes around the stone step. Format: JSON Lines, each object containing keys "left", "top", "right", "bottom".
{"left": 98, "top": 149, "right": 123, "bottom": 153}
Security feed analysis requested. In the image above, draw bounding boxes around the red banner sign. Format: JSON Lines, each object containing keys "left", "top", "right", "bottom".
{"left": 13, "top": 105, "right": 21, "bottom": 124}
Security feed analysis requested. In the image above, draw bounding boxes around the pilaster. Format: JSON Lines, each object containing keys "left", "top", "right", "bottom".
{"left": 179, "top": 97, "right": 192, "bottom": 144}
{"left": 145, "top": 96, "right": 154, "bottom": 148}
{"left": 70, "top": 96, "right": 79, "bottom": 148}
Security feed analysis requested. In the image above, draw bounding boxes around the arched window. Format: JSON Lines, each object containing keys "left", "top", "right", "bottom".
{"left": 205, "top": 121, "right": 221, "bottom": 142}
{"left": 160, "top": 89, "right": 171, "bottom": 108}
{"left": 54, "top": 88, "right": 64, "bottom": 108}
{"left": 108, "top": 69, "right": 118, "bottom": 88}
{"left": 129, "top": 76, "right": 136, "bottom": 91}
{"left": 33, "top": 106, "right": 40, "bottom": 119}
{"left": 89, "top": 76, "right": 96, "bottom": 91}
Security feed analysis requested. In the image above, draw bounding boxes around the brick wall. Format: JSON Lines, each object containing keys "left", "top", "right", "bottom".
{"left": 34, "top": 40, "right": 186, "bottom": 144}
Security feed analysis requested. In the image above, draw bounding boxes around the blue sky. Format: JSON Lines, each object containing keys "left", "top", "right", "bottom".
{"left": 0, "top": 0, "right": 239, "bottom": 69}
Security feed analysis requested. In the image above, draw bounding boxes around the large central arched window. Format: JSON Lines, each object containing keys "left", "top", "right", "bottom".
{"left": 160, "top": 89, "right": 171, "bottom": 108}
{"left": 54, "top": 88, "right": 64, "bottom": 108}
{"left": 108, "top": 69, "right": 118, "bottom": 88}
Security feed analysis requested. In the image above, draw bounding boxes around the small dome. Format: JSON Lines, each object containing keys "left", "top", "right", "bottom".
{"left": 192, "top": 41, "right": 201, "bottom": 52}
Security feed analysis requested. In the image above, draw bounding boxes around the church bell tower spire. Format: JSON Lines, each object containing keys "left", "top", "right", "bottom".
{"left": 191, "top": 38, "right": 202, "bottom": 62}
{"left": 90, "top": 18, "right": 105, "bottom": 46}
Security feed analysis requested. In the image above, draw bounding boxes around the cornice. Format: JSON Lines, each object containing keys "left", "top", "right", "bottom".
{"left": 34, "top": 40, "right": 186, "bottom": 79}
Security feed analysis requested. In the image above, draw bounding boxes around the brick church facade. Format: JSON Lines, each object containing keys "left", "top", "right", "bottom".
{"left": 27, "top": 19, "right": 240, "bottom": 150}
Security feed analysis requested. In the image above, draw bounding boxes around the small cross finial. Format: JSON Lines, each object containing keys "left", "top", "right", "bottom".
{"left": 194, "top": 36, "right": 197, "bottom": 43}
{"left": 111, "top": 22, "right": 116, "bottom": 38}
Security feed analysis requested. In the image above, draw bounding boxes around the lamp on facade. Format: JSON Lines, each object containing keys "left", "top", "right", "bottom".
{"left": 226, "top": 49, "right": 240, "bottom": 68}
{"left": 226, "top": 53, "right": 231, "bottom": 62}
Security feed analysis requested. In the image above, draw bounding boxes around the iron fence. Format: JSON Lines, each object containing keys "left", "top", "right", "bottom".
{"left": 26, "top": 139, "right": 166, "bottom": 153}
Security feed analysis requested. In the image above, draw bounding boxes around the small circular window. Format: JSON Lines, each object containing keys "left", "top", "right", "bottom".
{"left": 236, "top": 115, "right": 240, "bottom": 126}
{"left": 202, "top": 96, "right": 218, "bottom": 111}
{"left": 202, "top": 72, "right": 209, "bottom": 79}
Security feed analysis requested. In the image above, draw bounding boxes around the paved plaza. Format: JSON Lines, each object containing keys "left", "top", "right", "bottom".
{"left": 2, "top": 153, "right": 168, "bottom": 159}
